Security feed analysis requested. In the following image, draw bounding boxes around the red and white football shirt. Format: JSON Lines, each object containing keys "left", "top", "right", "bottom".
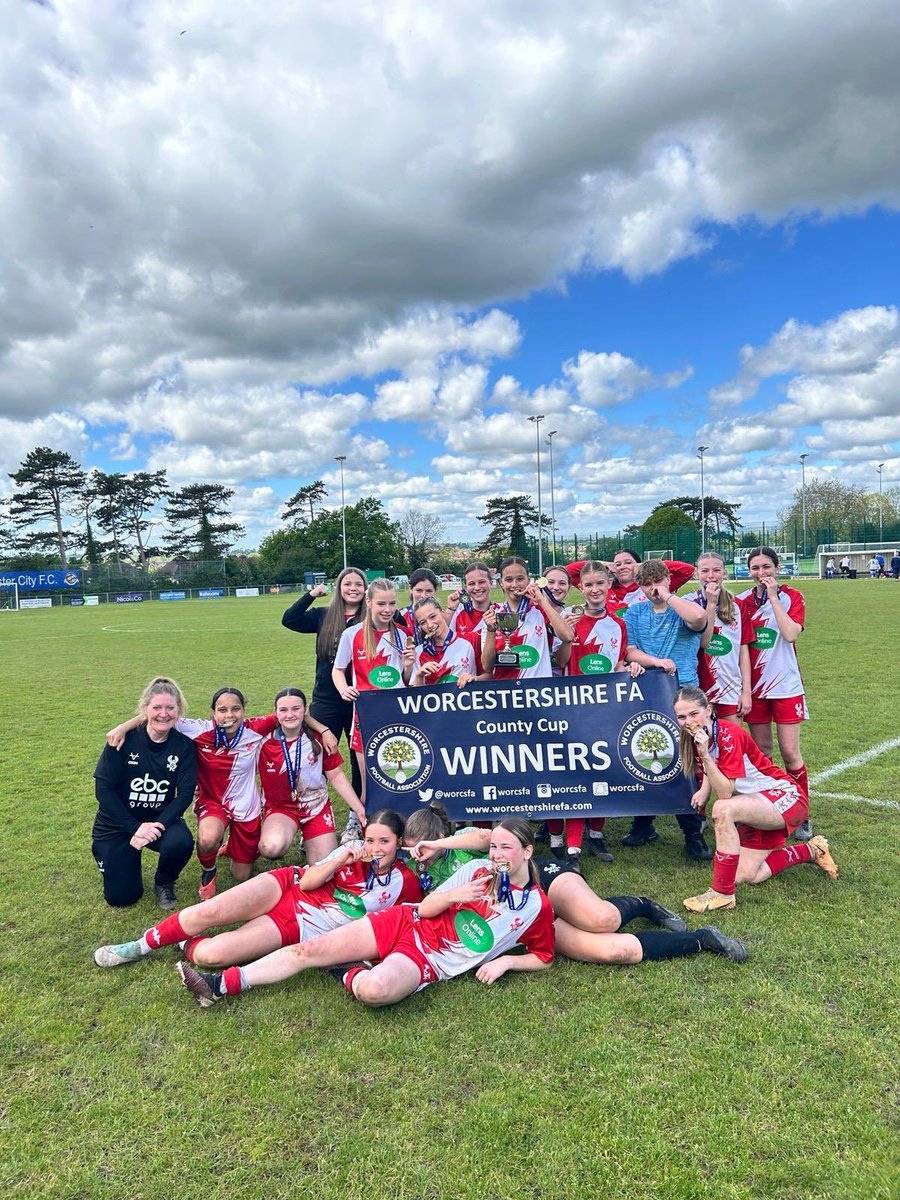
{"left": 692, "top": 591, "right": 753, "bottom": 706}
{"left": 566, "top": 610, "right": 628, "bottom": 675}
{"left": 258, "top": 730, "right": 343, "bottom": 819}
{"left": 492, "top": 601, "right": 554, "bottom": 680}
{"left": 414, "top": 631, "right": 482, "bottom": 684}
{"left": 292, "top": 851, "right": 422, "bottom": 940}
{"left": 737, "top": 585, "right": 805, "bottom": 699}
{"left": 334, "top": 625, "right": 408, "bottom": 692}
{"left": 411, "top": 859, "right": 555, "bottom": 980}
{"left": 704, "top": 719, "right": 795, "bottom": 794}
{"left": 178, "top": 714, "right": 277, "bottom": 822}
{"left": 608, "top": 560, "right": 695, "bottom": 618}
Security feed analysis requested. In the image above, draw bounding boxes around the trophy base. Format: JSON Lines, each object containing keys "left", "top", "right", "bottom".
{"left": 497, "top": 650, "right": 520, "bottom": 667}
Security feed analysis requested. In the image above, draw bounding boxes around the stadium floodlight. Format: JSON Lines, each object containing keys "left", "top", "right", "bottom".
{"left": 335, "top": 455, "right": 348, "bottom": 571}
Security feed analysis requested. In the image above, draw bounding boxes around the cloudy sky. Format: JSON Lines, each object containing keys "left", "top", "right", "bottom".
{"left": 2, "top": 0, "right": 899, "bottom": 549}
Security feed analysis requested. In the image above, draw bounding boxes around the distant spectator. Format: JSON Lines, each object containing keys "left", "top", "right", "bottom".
{"left": 840, "top": 555, "right": 851, "bottom": 577}
{"left": 868, "top": 556, "right": 879, "bottom": 579}
{"left": 825, "top": 558, "right": 835, "bottom": 579}
{"left": 891, "top": 551, "right": 900, "bottom": 580}
{"left": 876, "top": 553, "right": 886, "bottom": 578}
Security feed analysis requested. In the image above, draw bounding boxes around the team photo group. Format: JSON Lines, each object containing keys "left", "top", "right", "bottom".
{"left": 91, "top": 547, "right": 839, "bottom": 1010}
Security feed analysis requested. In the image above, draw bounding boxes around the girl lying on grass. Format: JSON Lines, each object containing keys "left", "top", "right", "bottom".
{"left": 404, "top": 804, "right": 748, "bottom": 968}
{"left": 93, "top": 810, "right": 420, "bottom": 970}
{"left": 175, "top": 818, "right": 556, "bottom": 1007}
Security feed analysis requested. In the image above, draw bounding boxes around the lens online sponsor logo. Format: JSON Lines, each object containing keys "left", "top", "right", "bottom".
{"left": 365, "top": 724, "right": 434, "bottom": 793}
{"left": 618, "top": 711, "right": 682, "bottom": 784}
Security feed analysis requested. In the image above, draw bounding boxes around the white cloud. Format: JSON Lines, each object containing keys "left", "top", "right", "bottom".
{"left": 710, "top": 306, "right": 900, "bottom": 404}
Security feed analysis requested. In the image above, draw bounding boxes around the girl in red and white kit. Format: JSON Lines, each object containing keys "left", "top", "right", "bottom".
{"left": 673, "top": 687, "right": 837, "bottom": 914}
{"left": 174, "top": 818, "right": 555, "bottom": 1008}
{"left": 491, "top": 556, "right": 573, "bottom": 681}
{"left": 92, "top": 809, "right": 421, "bottom": 972}
{"left": 737, "top": 546, "right": 812, "bottom": 839}
{"left": 257, "top": 687, "right": 366, "bottom": 866}
{"left": 410, "top": 597, "right": 495, "bottom": 687}
{"left": 446, "top": 560, "right": 495, "bottom": 640}
{"left": 550, "top": 561, "right": 645, "bottom": 865}
{"left": 108, "top": 686, "right": 336, "bottom": 900}
{"left": 693, "top": 552, "right": 752, "bottom": 719}
{"left": 332, "top": 578, "right": 416, "bottom": 801}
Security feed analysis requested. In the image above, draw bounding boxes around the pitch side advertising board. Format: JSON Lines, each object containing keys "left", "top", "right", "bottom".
{"left": 1, "top": 569, "right": 81, "bottom": 590}
{"left": 355, "top": 672, "right": 694, "bottom": 821}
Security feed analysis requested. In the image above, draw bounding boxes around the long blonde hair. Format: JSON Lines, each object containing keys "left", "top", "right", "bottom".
{"left": 696, "top": 553, "right": 737, "bottom": 624}
{"left": 675, "top": 685, "right": 712, "bottom": 779}
{"left": 362, "top": 578, "right": 397, "bottom": 659}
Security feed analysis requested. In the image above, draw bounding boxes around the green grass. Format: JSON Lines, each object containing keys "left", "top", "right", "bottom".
{"left": 1, "top": 583, "right": 899, "bottom": 1199}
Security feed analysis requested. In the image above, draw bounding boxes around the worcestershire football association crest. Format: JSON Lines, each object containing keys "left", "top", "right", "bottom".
{"left": 618, "top": 711, "right": 681, "bottom": 784}
{"left": 365, "top": 724, "right": 434, "bottom": 793}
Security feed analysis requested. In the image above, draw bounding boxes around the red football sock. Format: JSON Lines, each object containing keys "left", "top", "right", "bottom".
{"left": 711, "top": 851, "right": 739, "bottom": 895}
{"left": 221, "top": 966, "right": 245, "bottom": 995}
{"left": 197, "top": 849, "right": 218, "bottom": 870}
{"left": 181, "top": 936, "right": 207, "bottom": 963}
{"left": 344, "top": 966, "right": 368, "bottom": 994}
{"left": 765, "top": 843, "right": 813, "bottom": 876}
{"left": 788, "top": 764, "right": 809, "bottom": 804}
{"left": 588, "top": 818, "right": 606, "bottom": 833}
{"left": 565, "top": 818, "right": 585, "bottom": 851}
{"left": 546, "top": 820, "right": 564, "bottom": 835}
{"left": 144, "top": 912, "right": 188, "bottom": 950}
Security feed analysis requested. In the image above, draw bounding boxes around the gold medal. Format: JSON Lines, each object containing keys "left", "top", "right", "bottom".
{"left": 405, "top": 636, "right": 415, "bottom": 650}
{"left": 535, "top": 576, "right": 549, "bottom": 588}
{"left": 570, "top": 604, "right": 585, "bottom": 617}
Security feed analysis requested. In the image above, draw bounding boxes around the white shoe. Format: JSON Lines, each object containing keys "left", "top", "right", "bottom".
{"left": 340, "top": 812, "right": 363, "bottom": 845}
{"left": 93, "top": 941, "right": 143, "bottom": 967}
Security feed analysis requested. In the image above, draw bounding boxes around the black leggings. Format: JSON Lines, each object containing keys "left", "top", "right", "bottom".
{"left": 92, "top": 820, "right": 194, "bottom": 907}
{"left": 309, "top": 697, "right": 362, "bottom": 798}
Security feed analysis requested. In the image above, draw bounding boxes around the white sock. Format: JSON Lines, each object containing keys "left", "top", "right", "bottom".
{"left": 549, "top": 834, "right": 563, "bottom": 849}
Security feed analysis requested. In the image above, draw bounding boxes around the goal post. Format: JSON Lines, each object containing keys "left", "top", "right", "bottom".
{"left": 0, "top": 581, "right": 19, "bottom": 611}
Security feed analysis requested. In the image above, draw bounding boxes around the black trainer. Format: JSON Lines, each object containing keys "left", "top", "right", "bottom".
{"left": 326, "top": 961, "right": 367, "bottom": 986}
{"left": 550, "top": 845, "right": 568, "bottom": 865}
{"left": 622, "top": 823, "right": 659, "bottom": 847}
{"left": 585, "top": 836, "right": 614, "bottom": 862}
{"left": 698, "top": 926, "right": 748, "bottom": 962}
{"left": 565, "top": 851, "right": 584, "bottom": 875}
{"left": 176, "top": 961, "right": 222, "bottom": 1006}
{"left": 153, "top": 882, "right": 178, "bottom": 910}
{"left": 684, "top": 835, "right": 713, "bottom": 861}
{"left": 793, "top": 819, "right": 813, "bottom": 842}
{"left": 642, "top": 898, "right": 688, "bottom": 932}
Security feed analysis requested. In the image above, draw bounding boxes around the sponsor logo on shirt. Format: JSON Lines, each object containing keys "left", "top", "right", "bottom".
{"left": 128, "top": 773, "right": 171, "bottom": 808}
{"left": 128, "top": 752, "right": 140, "bottom": 765}
{"left": 167, "top": 755, "right": 179, "bottom": 772}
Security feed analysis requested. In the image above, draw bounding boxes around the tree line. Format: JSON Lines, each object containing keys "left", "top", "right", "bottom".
{"left": 6, "top": 444, "right": 894, "bottom": 580}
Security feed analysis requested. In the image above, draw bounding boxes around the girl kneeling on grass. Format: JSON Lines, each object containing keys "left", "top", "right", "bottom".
{"left": 674, "top": 687, "right": 838, "bottom": 914}
{"left": 404, "top": 805, "right": 748, "bottom": 967}
{"left": 175, "top": 818, "right": 555, "bottom": 1007}
{"left": 93, "top": 810, "right": 420, "bottom": 970}
{"left": 257, "top": 687, "right": 366, "bottom": 866}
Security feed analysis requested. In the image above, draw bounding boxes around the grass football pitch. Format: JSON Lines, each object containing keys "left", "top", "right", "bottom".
{"left": 1, "top": 581, "right": 898, "bottom": 1199}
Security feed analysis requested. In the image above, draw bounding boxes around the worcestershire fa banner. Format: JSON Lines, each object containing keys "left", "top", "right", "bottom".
{"left": 355, "top": 674, "right": 694, "bottom": 821}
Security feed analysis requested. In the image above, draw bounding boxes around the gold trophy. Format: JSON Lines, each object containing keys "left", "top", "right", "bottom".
{"left": 496, "top": 609, "right": 520, "bottom": 667}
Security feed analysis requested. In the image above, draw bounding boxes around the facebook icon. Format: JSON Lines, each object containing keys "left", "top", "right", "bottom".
{"left": 482, "top": 786, "right": 497, "bottom": 801}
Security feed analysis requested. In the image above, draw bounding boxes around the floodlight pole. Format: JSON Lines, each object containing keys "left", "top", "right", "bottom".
{"left": 799, "top": 453, "right": 809, "bottom": 558}
{"left": 697, "top": 445, "right": 709, "bottom": 554}
{"left": 529, "top": 414, "right": 545, "bottom": 575}
{"left": 546, "top": 429, "right": 558, "bottom": 565}
{"left": 335, "top": 455, "right": 347, "bottom": 570}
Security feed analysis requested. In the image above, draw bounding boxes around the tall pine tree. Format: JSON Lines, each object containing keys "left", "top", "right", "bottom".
{"left": 8, "top": 447, "right": 86, "bottom": 567}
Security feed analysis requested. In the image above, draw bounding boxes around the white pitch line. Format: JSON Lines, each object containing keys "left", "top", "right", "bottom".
{"left": 814, "top": 790, "right": 900, "bottom": 812}
{"left": 809, "top": 737, "right": 900, "bottom": 784}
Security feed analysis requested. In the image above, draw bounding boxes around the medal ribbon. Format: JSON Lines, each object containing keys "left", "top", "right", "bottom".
{"left": 365, "top": 855, "right": 395, "bottom": 891}
{"left": 497, "top": 866, "right": 533, "bottom": 911}
{"left": 214, "top": 721, "right": 245, "bottom": 751}
{"left": 423, "top": 627, "right": 455, "bottom": 659}
{"left": 277, "top": 729, "right": 303, "bottom": 794}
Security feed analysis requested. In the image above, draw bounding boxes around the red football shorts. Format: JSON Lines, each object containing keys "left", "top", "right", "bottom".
{"left": 746, "top": 693, "right": 809, "bottom": 725}
{"left": 194, "top": 797, "right": 260, "bottom": 864}
{"left": 262, "top": 800, "right": 336, "bottom": 841}
{"left": 367, "top": 906, "right": 437, "bottom": 985}
{"left": 737, "top": 785, "right": 808, "bottom": 849}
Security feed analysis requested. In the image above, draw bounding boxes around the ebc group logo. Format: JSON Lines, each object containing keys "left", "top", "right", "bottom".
{"left": 618, "top": 710, "right": 682, "bottom": 785}
{"left": 365, "top": 724, "right": 434, "bottom": 793}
